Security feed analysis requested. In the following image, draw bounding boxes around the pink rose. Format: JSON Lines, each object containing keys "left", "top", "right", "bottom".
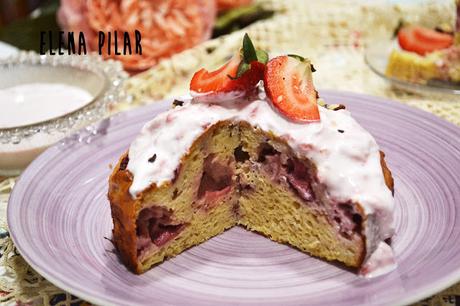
{"left": 217, "top": 0, "right": 253, "bottom": 11}
{"left": 57, "top": 0, "right": 217, "bottom": 73}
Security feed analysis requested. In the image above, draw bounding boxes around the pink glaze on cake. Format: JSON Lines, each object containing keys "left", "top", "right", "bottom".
{"left": 126, "top": 92, "right": 396, "bottom": 277}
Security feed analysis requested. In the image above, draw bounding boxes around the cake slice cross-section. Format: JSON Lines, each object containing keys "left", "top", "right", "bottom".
{"left": 108, "top": 38, "right": 395, "bottom": 276}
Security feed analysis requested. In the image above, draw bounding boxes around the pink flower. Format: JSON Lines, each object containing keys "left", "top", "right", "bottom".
{"left": 57, "top": 0, "right": 217, "bottom": 72}
{"left": 217, "top": 0, "right": 253, "bottom": 11}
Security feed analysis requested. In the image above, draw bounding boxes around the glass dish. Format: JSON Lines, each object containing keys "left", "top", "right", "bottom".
{"left": 0, "top": 51, "right": 128, "bottom": 176}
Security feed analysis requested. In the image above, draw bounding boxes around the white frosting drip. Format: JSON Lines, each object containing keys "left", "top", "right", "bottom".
{"left": 126, "top": 95, "right": 395, "bottom": 275}
{"left": 360, "top": 241, "right": 396, "bottom": 278}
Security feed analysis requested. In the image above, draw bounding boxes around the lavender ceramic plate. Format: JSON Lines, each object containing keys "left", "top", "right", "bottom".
{"left": 8, "top": 91, "right": 460, "bottom": 306}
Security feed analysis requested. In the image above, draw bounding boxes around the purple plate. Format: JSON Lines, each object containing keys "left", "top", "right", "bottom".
{"left": 8, "top": 91, "right": 460, "bottom": 306}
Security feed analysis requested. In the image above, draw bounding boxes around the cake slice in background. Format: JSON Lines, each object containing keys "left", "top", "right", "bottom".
{"left": 385, "top": 2, "right": 460, "bottom": 85}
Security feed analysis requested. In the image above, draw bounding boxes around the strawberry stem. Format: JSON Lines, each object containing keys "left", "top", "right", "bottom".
{"left": 232, "top": 33, "right": 268, "bottom": 79}
{"left": 256, "top": 49, "right": 268, "bottom": 64}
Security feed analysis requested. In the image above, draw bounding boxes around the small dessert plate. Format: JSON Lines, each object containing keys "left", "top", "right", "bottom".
{"left": 0, "top": 51, "right": 127, "bottom": 175}
{"left": 365, "top": 39, "right": 460, "bottom": 96}
{"left": 7, "top": 91, "right": 460, "bottom": 306}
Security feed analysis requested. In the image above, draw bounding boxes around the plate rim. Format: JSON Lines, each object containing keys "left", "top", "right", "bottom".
{"left": 7, "top": 90, "right": 460, "bottom": 306}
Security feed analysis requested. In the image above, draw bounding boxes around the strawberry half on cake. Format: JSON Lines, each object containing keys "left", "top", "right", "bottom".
{"left": 108, "top": 35, "right": 396, "bottom": 277}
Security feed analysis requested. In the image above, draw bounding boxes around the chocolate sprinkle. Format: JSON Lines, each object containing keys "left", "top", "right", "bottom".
{"left": 172, "top": 100, "right": 184, "bottom": 107}
{"left": 148, "top": 154, "right": 157, "bottom": 163}
{"left": 328, "top": 104, "right": 346, "bottom": 111}
{"left": 338, "top": 129, "right": 344, "bottom": 133}
{"left": 205, "top": 46, "right": 216, "bottom": 54}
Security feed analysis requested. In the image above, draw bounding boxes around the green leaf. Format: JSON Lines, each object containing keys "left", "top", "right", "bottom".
{"left": 230, "top": 33, "right": 269, "bottom": 80}
{"left": 227, "top": 61, "right": 250, "bottom": 80}
{"left": 237, "top": 61, "right": 251, "bottom": 78}
{"left": 242, "top": 33, "right": 258, "bottom": 63}
{"left": 256, "top": 49, "right": 269, "bottom": 64}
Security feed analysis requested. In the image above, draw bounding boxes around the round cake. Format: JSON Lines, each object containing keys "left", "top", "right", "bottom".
{"left": 108, "top": 35, "right": 395, "bottom": 277}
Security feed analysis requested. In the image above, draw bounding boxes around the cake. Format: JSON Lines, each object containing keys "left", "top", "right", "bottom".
{"left": 108, "top": 35, "right": 395, "bottom": 277}
{"left": 385, "top": 6, "right": 460, "bottom": 85}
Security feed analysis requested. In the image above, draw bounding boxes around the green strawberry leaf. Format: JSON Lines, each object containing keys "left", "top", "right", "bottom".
{"left": 231, "top": 33, "right": 268, "bottom": 80}
{"left": 242, "top": 33, "right": 258, "bottom": 63}
{"left": 227, "top": 61, "right": 250, "bottom": 80}
{"left": 256, "top": 49, "right": 269, "bottom": 64}
{"left": 237, "top": 61, "right": 251, "bottom": 78}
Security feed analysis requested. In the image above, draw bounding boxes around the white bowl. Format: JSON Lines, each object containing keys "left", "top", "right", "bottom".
{"left": 0, "top": 51, "right": 128, "bottom": 175}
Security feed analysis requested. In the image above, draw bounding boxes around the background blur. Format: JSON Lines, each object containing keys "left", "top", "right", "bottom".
{"left": 1, "top": 0, "right": 60, "bottom": 51}
{"left": 0, "top": 0, "right": 451, "bottom": 52}
{"left": 1, "top": 0, "right": 47, "bottom": 25}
